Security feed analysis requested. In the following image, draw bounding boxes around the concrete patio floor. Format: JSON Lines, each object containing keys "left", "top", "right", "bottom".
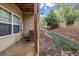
{"left": 0, "top": 40, "right": 35, "bottom": 56}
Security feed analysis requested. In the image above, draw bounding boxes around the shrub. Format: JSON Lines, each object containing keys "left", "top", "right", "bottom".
{"left": 45, "top": 11, "right": 59, "bottom": 29}
{"left": 64, "top": 14, "right": 76, "bottom": 25}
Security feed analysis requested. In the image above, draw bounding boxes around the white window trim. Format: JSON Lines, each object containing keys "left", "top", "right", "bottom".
{"left": 12, "top": 14, "right": 13, "bottom": 34}
{"left": 0, "top": 5, "right": 22, "bottom": 38}
{"left": 0, "top": 21, "right": 12, "bottom": 24}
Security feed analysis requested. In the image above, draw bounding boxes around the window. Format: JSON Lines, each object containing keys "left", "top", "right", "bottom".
{"left": 0, "top": 7, "right": 12, "bottom": 36}
{"left": 0, "top": 23, "right": 12, "bottom": 36}
{"left": 0, "top": 7, "right": 21, "bottom": 37}
{"left": 0, "top": 8, "right": 12, "bottom": 23}
{"left": 13, "top": 15, "right": 20, "bottom": 33}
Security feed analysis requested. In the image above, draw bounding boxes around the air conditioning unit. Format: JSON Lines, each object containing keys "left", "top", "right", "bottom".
{"left": 29, "top": 30, "right": 34, "bottom": 41}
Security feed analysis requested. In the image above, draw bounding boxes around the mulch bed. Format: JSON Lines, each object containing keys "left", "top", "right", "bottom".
{"left": 50, "top": 28, "right": 79, "bottom": 42}
{"left": 39, "top": 28, "right": 79, "bottom": 56}
{"left": 48, "top": 28, "right": 79, "bottom": 56}
{"left": 39, "top": 31, "right": 61, "bottom": 56}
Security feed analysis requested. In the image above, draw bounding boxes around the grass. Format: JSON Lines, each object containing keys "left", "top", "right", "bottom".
{"left": 48, "top": 32, "right": 79, "bottom": 51}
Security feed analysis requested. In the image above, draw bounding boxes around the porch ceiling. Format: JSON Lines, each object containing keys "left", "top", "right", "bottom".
{"left": 15, "top": 3, "right": 34, "bottom": 13}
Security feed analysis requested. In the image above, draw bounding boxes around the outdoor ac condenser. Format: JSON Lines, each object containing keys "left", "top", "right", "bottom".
{"left": 29, "top": 30, "right": 34, "bottom": 41}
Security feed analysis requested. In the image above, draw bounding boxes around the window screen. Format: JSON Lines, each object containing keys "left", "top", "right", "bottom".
{"left": 0, "top": 7, "right": 12, "bottom": 23}
{"left": 13, "top": 15, "right": 20, "bottom": 33}
{"left": 0, "top": 7, "right": 12, "bottom": 36}
{"left": 13, "top": 25, "right": 20, "bottom": 33}
{"left": 0, "top": 23, "right": 12, "bottom": 36}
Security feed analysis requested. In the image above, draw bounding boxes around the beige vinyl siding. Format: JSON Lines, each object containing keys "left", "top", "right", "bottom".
{"left": 23, "top": 12, "right": 34, "bottom": 37}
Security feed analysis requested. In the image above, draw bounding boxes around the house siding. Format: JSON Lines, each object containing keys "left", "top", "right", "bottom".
{"left": 23, "top": 12, "right": 34, "bottom": 37}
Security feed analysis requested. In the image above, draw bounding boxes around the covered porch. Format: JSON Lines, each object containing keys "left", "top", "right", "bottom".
{"left": 0, "top": 3, "right": 39, "bottom": 56}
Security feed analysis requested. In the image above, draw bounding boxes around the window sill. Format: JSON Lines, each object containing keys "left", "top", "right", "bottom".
{"left": 0, "top": 32, "right": 21, "bottom": 39}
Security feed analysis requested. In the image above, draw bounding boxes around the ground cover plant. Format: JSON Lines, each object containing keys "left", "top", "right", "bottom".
{"left": 48, "top": 32, "right": 79, "bottom": 55}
